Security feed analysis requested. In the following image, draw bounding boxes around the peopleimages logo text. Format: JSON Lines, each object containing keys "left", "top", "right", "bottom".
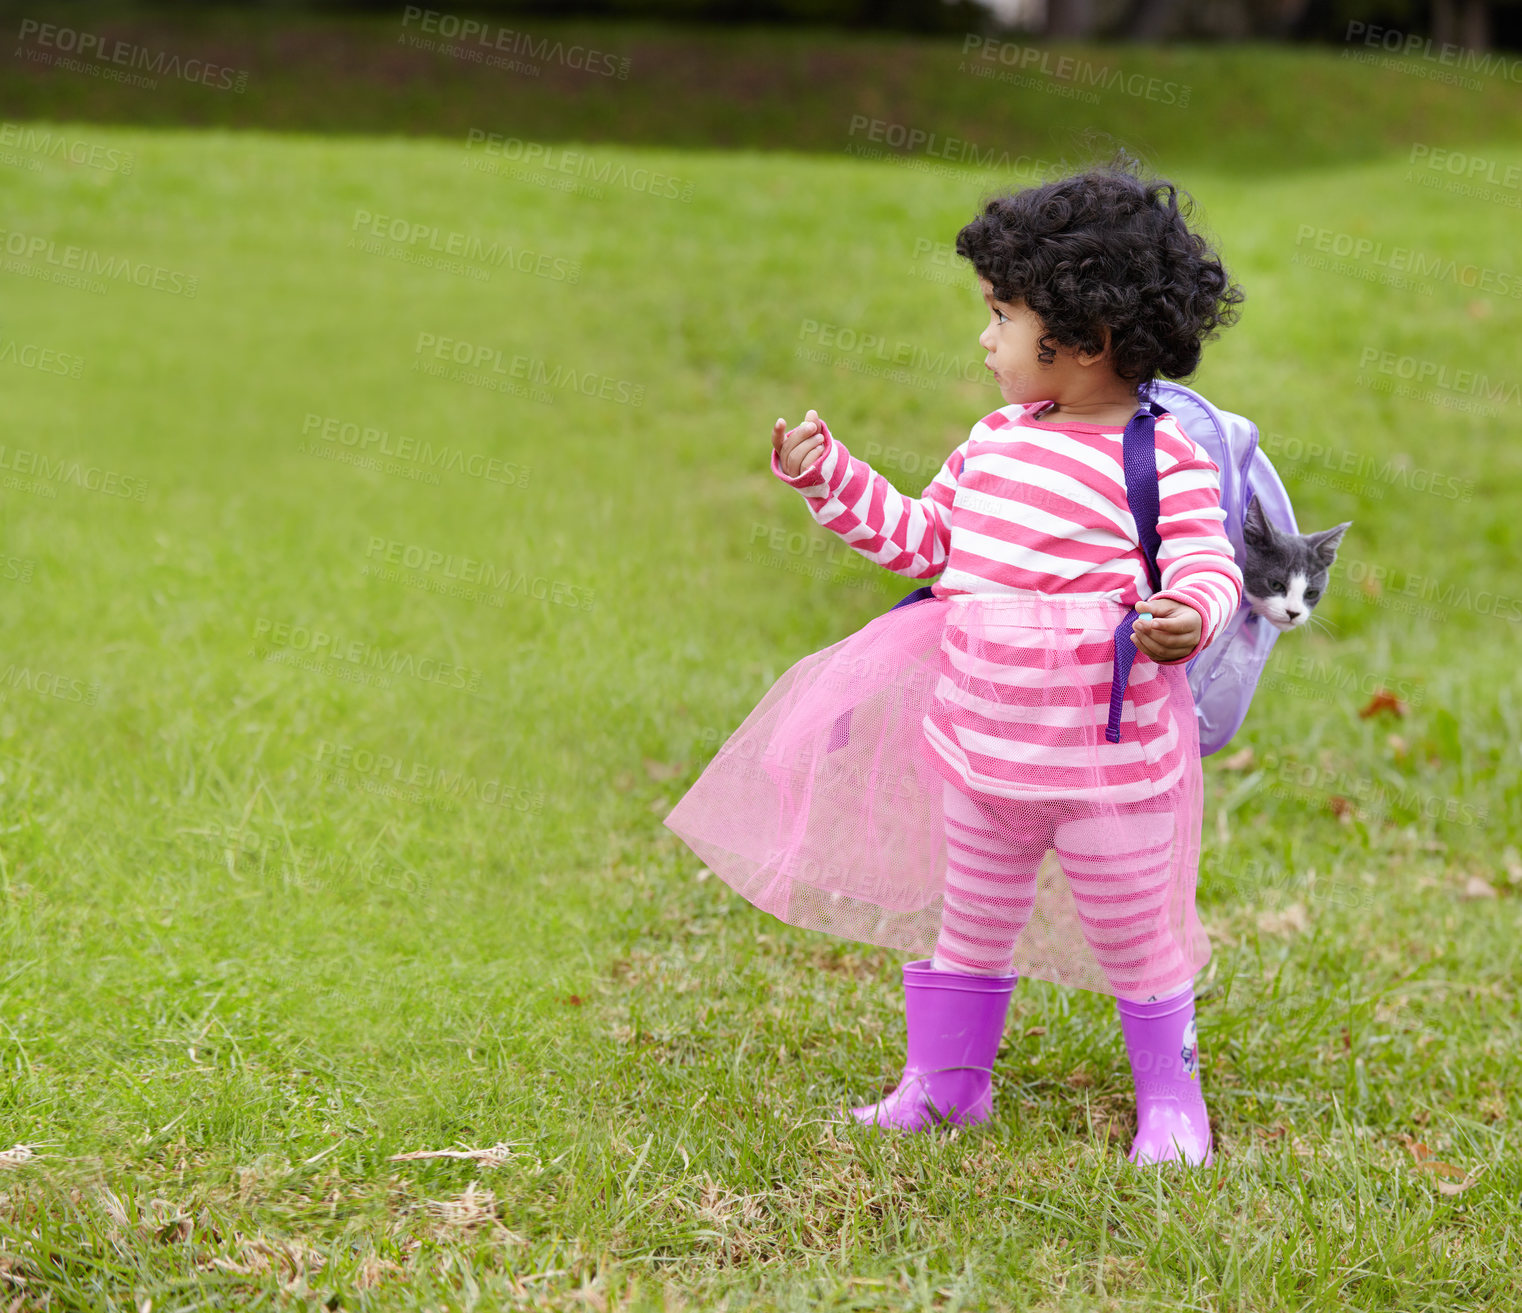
{"left": 251, "top": 618, "right": 483, "bottom": 691}
{"left": 301, "top": 414, "right": 530, "bottom": 487}
{"left": 959, "top": 35, "right": 1191, "bottom": 106}
{"left": 463, "top": 131, "right": 693, "bottom": 201}
{"left": 413, "top": 333, "right": 645, "bottom": 406}
{"left": 0, "top": 122, "right": 134, "bottom": 173}
{"left": 1344, "top": 20, "right": 1522, "bottom": 82}
{"left": 846, "top": 114, "right": 1062, "bottom": 177}
{"left": 349, "top": 209, "right": 580, "bottom": 282}
{"left": 0, "top": 445, "right": 146, "bottom": 498}
{"left": 1294, "top": 225, "right": 1522, "bottom": 298}
{"left": 15, "top": 19, "right": 249, "bottom": 91}
{"left": 400, "top": 7, "right": 629, "bottom": 78}
{"left": 1408, "top": 144, "right": 1522, "bottom": 190}
{"left": 314, "top": 739, "right": 546, "bottom": 812}
{"left": 0, "top": 226, "right": 198, "bottom": 296}
{"left": 1358, "top": 347, "right": 1520, "bottom": 405}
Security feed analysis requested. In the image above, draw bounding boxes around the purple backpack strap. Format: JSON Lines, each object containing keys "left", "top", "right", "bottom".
{"left": 1105, "top": 400, "right": 1166, "bottom": 744}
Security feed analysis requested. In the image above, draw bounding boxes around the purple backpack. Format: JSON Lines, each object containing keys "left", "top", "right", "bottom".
{"left": 1135, "top": 381, "right": 1297, "bottom": 755}
{"left": 878, "top": 381, "right": 1296, "bottom": 757}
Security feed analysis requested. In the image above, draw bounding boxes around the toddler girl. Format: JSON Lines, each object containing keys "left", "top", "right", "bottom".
{"left": 664, "top": 161, "right": 1245, "bottom": 1166}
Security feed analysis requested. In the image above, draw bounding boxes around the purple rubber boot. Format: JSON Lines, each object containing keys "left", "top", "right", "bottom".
{"left": 846, "top": 958, "right": 1018, "bottom": 1132}
{"left": 1116, "top": 983, "right": 1213, "bottom": 1166}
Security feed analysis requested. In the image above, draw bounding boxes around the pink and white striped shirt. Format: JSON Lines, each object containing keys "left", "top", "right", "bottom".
{"left": 770, "top": 401, "right": 1244, "bottom": 799}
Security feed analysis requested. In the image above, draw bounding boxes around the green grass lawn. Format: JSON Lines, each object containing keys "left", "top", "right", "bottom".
{"left": 1, "top": 35, "right": 1521, "bottom": 1311}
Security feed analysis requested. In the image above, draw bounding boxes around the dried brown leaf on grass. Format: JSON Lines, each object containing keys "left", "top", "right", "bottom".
{"left": 387, "top": 1142, "right": 520, "bottom": 1166}
{"left": 425, "top": 1181, "right": 526, "bottom": 1244}
{"left": 1399, "top": 1134, "right": 1481, "bottom": 1193}
{"left": 97, "top": 1188, "right": 192, "bottom": 1243}
{"left": 1358, "top": 690, "right": 1408, "bottom": 718}
{"left": 695, "top": 1173, "right": 764, "bottom": 1226}
{"left": 0, "top": 1253, "right": 33, "bottom": 1290}
{"left": 0, "top": 1147, "right": 41, "bottom": 1170}
{"left": 206, "top": 1232, "right": 329, "bottom": 1285}
{"left": 155, "top": 1212, "right": 194, "bottom": 1244}
{"left": 1436, "top": 1172, "right": 1482, "bottom": 1196}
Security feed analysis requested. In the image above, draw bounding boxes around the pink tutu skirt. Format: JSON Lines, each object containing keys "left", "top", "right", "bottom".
{"left": 662, "top": 592, "right": 1209, "bottom": 998}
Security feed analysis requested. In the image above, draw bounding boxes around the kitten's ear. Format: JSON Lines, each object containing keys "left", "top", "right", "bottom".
{"left": 1308, "top": 521, "right": 1352, "bottom": 566}
{"left": 1242, "top": 495, "right": 1274, "bottom": 546}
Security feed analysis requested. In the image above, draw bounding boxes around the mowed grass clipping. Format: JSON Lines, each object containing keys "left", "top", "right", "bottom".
{"left": 1, "top": 109, "right": 1520, "bottom": 1310}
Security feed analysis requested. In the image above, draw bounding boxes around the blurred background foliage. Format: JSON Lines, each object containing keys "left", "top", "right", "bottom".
{"left": 9, "top": 0, "right": 1514, "bottom": 47}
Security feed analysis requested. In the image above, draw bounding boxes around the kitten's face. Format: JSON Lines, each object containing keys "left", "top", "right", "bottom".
{"left": 1240, "top": 496, "right": 1350, "bottom": 632}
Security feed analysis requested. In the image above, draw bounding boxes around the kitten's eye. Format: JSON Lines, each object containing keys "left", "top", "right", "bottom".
{"left": 1304, "top": 589, "right": 1321, "bottom": 601}
{"left": 1268, "top": 580, "right": 1285, "bottom": 593}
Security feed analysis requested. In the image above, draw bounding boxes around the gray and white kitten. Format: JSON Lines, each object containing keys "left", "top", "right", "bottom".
{"left": 1240, "top": 495, "right": 1350, "bottom": 632}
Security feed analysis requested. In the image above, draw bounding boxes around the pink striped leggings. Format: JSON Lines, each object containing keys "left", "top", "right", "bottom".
{"left": 931, "top": 779, "right": 1188, "bottom": 997}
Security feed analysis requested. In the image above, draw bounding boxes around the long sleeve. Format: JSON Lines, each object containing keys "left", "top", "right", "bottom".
{"left": 1146, "top": 429, "right": 1244, "bottom": 662}
{"left": 770, "top": 418, "right": 965, "bottom": 580}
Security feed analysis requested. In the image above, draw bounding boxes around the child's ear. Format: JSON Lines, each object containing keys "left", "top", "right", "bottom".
{"left": 1074, "top": 326, "right": 1113, "bottom": 369}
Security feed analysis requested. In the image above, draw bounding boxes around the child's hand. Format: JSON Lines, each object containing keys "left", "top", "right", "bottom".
{"left": 772, "top": 409, "right": 828, "bottom": 478}
{"left": 1131, "top": 597, "right": 1201, "bottom": 664}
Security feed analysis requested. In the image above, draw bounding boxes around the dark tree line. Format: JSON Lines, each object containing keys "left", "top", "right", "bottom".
{"left": 107, "top": 0, "right": 1522, "bottom": 49}
{"left": 1048, "top": 0, "right": 1517, "bottom": 44}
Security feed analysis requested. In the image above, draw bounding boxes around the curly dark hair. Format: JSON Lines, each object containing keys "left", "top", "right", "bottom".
{"left": 955, "top": 160, "right": 1244, "bottom": 388}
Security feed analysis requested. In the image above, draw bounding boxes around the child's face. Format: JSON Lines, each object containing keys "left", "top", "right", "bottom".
{"left": 977, "top": 276, "right": 1088, "bottom": 408}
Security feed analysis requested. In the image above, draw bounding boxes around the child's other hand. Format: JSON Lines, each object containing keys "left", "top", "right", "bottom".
{"left": 772, "top": 409, "right": 828, "bottom": 478}
{"left": 1131, "top": 597, "right": 1201, "bottom": 664}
